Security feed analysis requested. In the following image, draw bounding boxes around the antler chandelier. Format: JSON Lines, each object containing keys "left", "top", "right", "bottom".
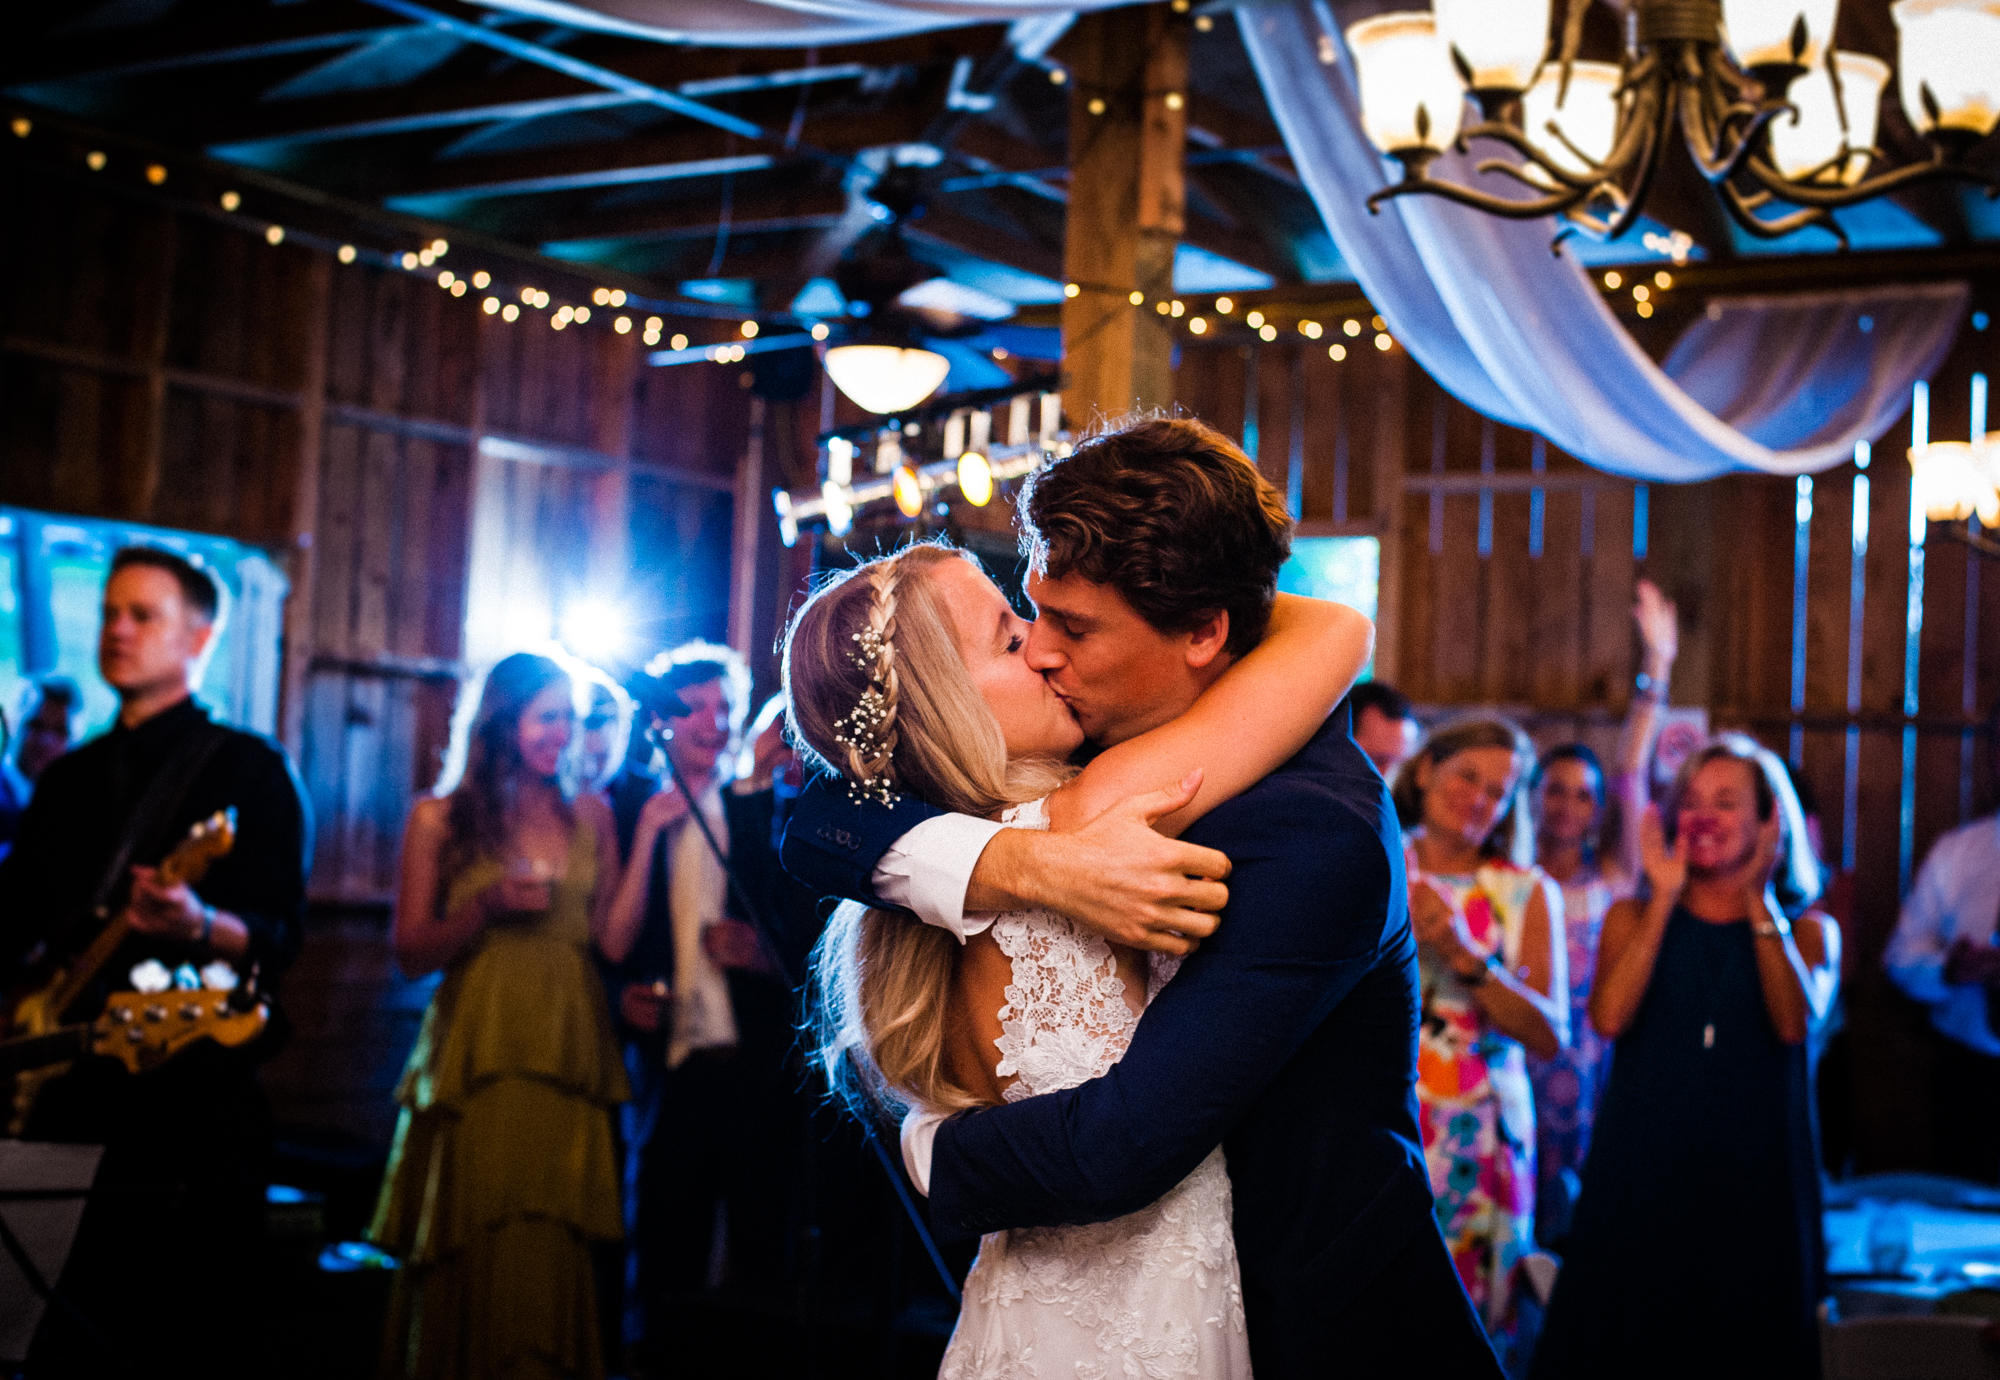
{"left": 1348, "top": 0, "right": 2000, "bottom": 247}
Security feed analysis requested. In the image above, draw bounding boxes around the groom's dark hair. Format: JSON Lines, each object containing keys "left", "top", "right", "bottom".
{"left": 1018, "top": 415, "right": 1292, "bottom": 658}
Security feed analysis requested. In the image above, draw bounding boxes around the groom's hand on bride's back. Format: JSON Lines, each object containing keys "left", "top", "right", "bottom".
{"left": 972, "top": 775, "right": 1231, "bottom": 956}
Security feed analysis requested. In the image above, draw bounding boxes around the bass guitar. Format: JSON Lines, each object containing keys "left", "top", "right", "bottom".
{"left": 0, "top": 986, "right": 270, "bottom": 1077}
{"left": 5, "top": 808, "right": 238, "bottom": 1131}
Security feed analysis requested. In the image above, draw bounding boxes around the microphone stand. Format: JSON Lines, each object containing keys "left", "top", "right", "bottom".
{"left": 651, "top": 722, "right": 963, "bottom": 1314}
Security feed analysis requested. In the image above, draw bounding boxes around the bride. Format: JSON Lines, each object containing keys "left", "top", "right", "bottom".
{"left": 784, "top": 539, "right": 1372, "bottom": 1378}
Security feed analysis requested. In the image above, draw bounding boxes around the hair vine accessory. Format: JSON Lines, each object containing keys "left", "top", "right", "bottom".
{"left": 832, "top": 562, "right": 903, "bottom": 806}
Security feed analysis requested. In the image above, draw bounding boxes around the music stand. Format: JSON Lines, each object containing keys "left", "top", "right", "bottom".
{"left": 0, "top": 1140, "right": 103, "bottom": 1365}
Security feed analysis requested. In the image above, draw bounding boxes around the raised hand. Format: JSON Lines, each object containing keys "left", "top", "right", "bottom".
{"left": 1743, "top": 813, "right": 1784, "bottom": 905}
{"left": 1634, "top": 578, "right": 1679, "bottom": 669}
{"left": 1638, "top": 804, "right": 1688, "bottom": 904}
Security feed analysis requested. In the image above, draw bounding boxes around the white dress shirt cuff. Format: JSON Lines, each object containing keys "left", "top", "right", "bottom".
{"left": 901, "top": 1106, "right": 945, "bottom": 1196}
{"left": 871, "top": 813, "right": 1008, "bottom": 941}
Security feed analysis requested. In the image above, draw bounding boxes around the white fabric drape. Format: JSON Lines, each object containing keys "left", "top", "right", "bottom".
{"left": 478, "top": 0, "right": 1969, "bottom": 482}
{"left": 1240, "top": 2, "right": 1968, "bottom": 481}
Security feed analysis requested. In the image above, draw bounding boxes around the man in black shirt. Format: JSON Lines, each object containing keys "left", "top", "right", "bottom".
{"left": 0, "top": 546, "right": 308, "bottom": 1376}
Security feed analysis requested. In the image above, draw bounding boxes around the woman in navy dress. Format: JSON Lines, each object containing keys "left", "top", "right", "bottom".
{"left": 1531, "top": 735, "right": 1840, "bottom": 1380}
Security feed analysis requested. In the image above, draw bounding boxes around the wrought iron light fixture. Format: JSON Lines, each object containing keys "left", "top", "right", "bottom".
{"left": 1348, "top": 0, "right": 2000, "bottom": 247}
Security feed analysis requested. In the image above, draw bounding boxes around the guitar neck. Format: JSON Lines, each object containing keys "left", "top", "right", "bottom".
{"left": 0, "top": 1025, "right": 92, "bottom": 1076}
{"left": 46, "top": 916, "right": 133, "bottom": 1020}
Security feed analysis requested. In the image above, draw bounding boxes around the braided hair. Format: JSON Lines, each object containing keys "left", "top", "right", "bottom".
{"left": 784, "top": 538, "right": 1069, "bottom": 1119}
{"left": 828, "top": 561, "right": 905, "bottom": 802}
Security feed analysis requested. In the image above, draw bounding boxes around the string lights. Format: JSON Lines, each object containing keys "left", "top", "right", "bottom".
{"left": 7, "top": 114, "right": 809, "bottom": 362}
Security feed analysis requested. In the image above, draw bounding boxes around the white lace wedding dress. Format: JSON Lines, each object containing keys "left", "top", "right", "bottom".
{"left": 938, "top": 800, "right": 1251, "bottom": 1380}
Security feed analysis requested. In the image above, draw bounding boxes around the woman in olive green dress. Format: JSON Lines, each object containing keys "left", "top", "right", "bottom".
{"left": 371, "top": 651, "right": 649, "bottom": 1380}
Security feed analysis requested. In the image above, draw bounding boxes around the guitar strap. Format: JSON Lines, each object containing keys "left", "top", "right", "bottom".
{"left": 76, "top": 719, "right": 231, "bottom": 935}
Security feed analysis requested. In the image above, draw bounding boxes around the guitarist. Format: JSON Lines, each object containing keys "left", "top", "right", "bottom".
{"left": 0, "top": 546, "right": 308, "bottom": 1376}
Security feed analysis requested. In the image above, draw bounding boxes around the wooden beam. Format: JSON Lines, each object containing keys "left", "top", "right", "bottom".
{"left": 10, "top": 26, "right": 403, "bottom": 87}
{"left": 361, "top": 106, "right": 927, "bottom": 202}
{"left": 534, "top": 186, "right": 850, "bottom": 250}
{"left": 355, "top": 0, "right": 764, "bottom": 140}
{"left": 387, "top": 153, "right": 777, "bottom": 206}
{"left": 281, "top": 251, "right": 333, "bottom": 757}
{"left": 1059, "top": 4, "right": 1190, "bottom": 423}
{"left": 908, "top": 208, "right": 1065, "bottom": 282}
{"left": 188, "top": 27, "right": 1005, "bottom": 149}
{"left": 210, "top": 64, "right": 890, "bottom": 163}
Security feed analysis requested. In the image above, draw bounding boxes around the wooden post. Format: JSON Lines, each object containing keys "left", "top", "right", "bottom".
{"left": 278, "top": 251, "right": 332, "bottom": 757}
{"left": 588, "top": 328, "right": 639, "bottom": 603}
{"left": 125, "top": 206, "right": 177, "bottom": 518}
{"left": 1059, "top": 4, "right": 1189, "bottom": 427}
{"left": 1371, "top": 351, "right": 1408, "bottom": 685}
{"left": 727, "top": 394, "right": 768, "bottom": 660}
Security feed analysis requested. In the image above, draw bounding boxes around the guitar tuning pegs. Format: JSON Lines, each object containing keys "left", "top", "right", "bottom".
{"left": 129, "top": 959, "right": 173, "bottom": 994}
{"left": 199, "top": 962, "right": 239, "bottom": 992}
{"left": 172, "top": 964, "right": 201, "bottom": 991}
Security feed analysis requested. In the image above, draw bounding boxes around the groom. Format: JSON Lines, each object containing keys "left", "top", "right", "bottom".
{"left": 783, "top": 417, "right": 1499, "bottom": 1375}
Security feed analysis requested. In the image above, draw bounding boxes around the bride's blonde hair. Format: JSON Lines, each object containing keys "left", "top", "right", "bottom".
{"left": 785, "top": 539, "right": 1066, "bottom": 1118}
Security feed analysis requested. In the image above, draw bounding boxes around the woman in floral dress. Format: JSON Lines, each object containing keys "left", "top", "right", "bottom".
{"left": 1394, "top": 716, "right": 1566, "bottom": 1365}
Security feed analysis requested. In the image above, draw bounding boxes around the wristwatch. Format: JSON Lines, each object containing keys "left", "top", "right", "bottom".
{"left": 1752, "top": 915, "right": 1791, "bottom": 940}
{"left": 1461, "top": 954, "right": 1504, "bottom": 987}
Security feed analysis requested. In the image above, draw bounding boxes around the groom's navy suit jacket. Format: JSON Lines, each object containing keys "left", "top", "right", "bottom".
{"left": 783, "top": 703, "right": 1489, "bottom": 1376}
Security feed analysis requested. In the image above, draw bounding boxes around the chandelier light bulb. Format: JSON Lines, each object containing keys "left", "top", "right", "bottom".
{"left": 1909, "top": 440, "right": 1981, "bottom": 521}
{"left": 1345, "top": 13, "right": 1466, "bottom": 155}
{"left": 1769, "top": 51, "right": 1890, "bottom": 183}
{"left": 1893, "top": 0, "right": 2000, "bottom": 139}
{"left": 1432, "top": 0, "right": 1551, "bottom": 96}
{"left": 1721, "top": 0, "right": 1840, "bottom": 73}
{"left": 824, "top": 344, "right": 951, "bottom": 415}
{"left": 1519, "top": 61, "right": 1623, "bottom": 181}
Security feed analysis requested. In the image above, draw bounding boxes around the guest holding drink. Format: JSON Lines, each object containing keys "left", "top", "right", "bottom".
{"left": 371, "top": 652, "right": 644, "bottom": 1380}
{"left": 1527, "top": 578, "right": 1680, "bottom": 1243}
{"left": 1531, "top": 735, "right": 1839, "bottom": 1380}
{"left": 1395, "top": 717, "right": 1567, "bottom": 1362}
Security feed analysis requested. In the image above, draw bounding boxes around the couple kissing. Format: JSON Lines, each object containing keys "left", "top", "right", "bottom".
{"left": 781, "top": 416, "right": 1504, "bottom": 1379}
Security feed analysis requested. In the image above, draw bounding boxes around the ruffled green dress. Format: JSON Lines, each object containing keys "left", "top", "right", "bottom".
{"left": 370, "top": 818, "right": 630, "bottom": 1380}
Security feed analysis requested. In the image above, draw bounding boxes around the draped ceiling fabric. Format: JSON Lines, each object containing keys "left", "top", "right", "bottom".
{"left": 1240, "top": 2, "right": 1968, "bottom": 482}
{"left": 483, "top": 0, "right": 1971, "bottom": 482}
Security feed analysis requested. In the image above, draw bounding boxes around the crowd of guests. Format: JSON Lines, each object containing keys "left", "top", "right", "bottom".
{"left": 1365, "top": 580, "right": 1843, "bottom": 1377}
{"left": 366, "top": 639, "right": 824, "bottom": 1380}
{"left": 12, "top": 546, "right": 1997, "bottom": 1380}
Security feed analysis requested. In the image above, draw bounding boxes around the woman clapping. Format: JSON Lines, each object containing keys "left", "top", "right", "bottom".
{"left": 1532, "top": 735, "right": 1839, "bottom": 1380}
